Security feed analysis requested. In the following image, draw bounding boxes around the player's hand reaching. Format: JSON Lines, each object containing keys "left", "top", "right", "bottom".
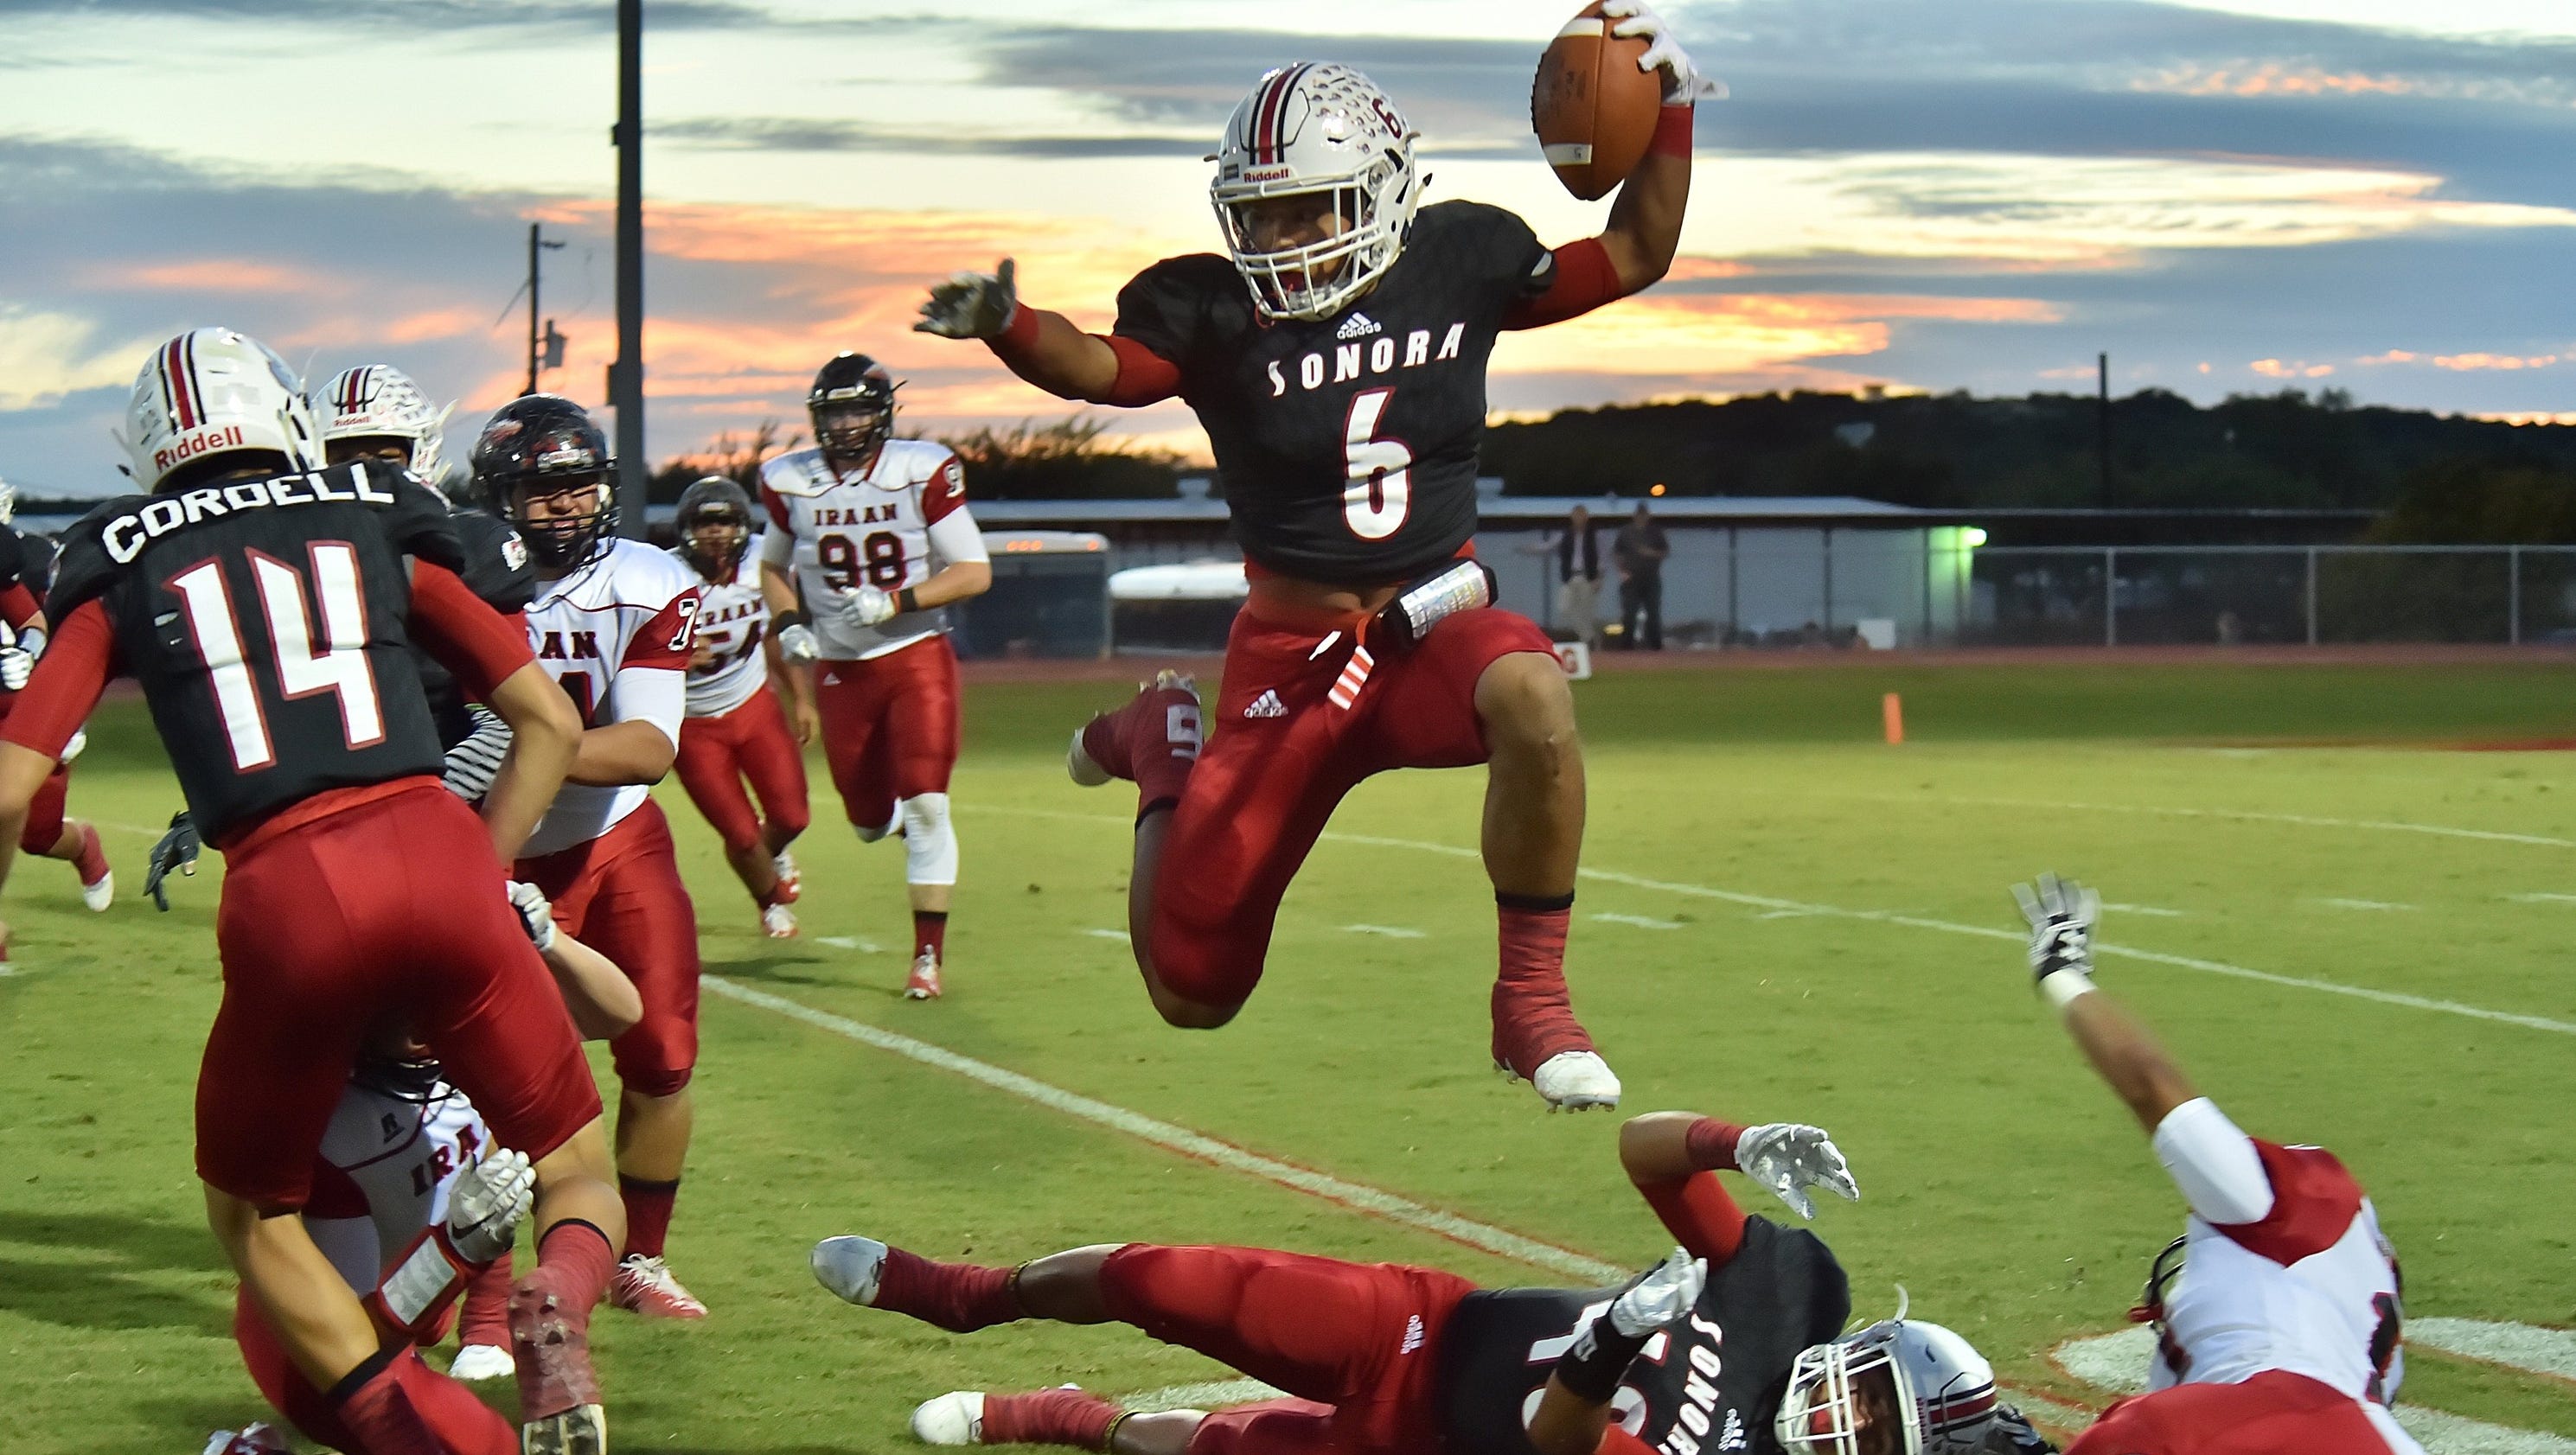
{"left": 1601, "top": 1, "right": 1725, "bottom": 103}
{"left": 144, "top": 810, "right": 201, "bottom": 911}
{"left": 446, "top": 1147, "right": 535, "bottom": 1265}
{"left": 0, "top": 646, "right": 33, "bottom": 692}
{"left": 2012, "top": 872, "right": 2100, "bottom": 992}
{"left": 506, "top": 880, "right": 559, "bottom": 954}
{"left": 1608, "top": 1248, "right": 1708, "bottom": 1337}
{"left": 835, "top": 584, "right": 900, "bottom": 629}
{"left": 917, "top": 258, "right": 1020, "bottom": 340}
{"left": 1734, "top": 1123, "right": 1861, "bottom": 1219}
{"left": 440, "top": 706, "right": 514, "bottom": 803}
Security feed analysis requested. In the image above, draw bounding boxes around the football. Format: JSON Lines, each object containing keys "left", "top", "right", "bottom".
{"left": 1531, "top": 2, "right": 1665, "bottom": 201}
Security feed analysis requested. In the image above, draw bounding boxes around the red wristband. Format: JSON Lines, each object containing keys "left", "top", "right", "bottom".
{"left": 1651, "top": 104, "right": 1695, "bottom": 159}
{"left": 991, "top": 302, "right": 1041, "bottom": 356}
{"left": 1684, "top": 1116, "right": 1744, "bottom": 1171}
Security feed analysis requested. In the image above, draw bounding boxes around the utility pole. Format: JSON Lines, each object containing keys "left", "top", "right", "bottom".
{"left": 610, "top": 0, "right": 646, "bottom": 538}
{"left": 2096, "top": 351, "right": 2113, "bottom": 509}
{"left": 523, "top": 222, "right": 566, "bottom": 397}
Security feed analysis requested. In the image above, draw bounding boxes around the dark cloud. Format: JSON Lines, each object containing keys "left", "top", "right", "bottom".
{"left": 0, "top": 0, "right": 792, "bottom": 31}
{"left": 654, "top": 115, "right": 1531, "bottom": 162}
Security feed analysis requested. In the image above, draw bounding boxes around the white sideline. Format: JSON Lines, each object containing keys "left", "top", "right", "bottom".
{"left": 700, "top": 975, "right": 1623, "bottom": 1285}
{"left": 1839, "top": 794, "right": 2576, "bottom": 850}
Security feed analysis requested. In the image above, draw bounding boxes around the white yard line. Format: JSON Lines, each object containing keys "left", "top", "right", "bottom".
{"left": 2103, "top": 903, "right": 2187, "bottom": 918}
{"left": 2504, "top": 893, "right": 2576, "bottom": 906}
{"left": 1593, "top": 912, "right": 1684, "bottom": 930}
{"left": 701, "top": 976, "right": 1622, "bottom": 1284}
{"left": 2321, "top": 897, "right": 2419, "bottom": 912}
{"left": 1343, "top": 923, "right": 1426, "bottom": 939}
{"left": 815, "top": 935, "right": 883, "bottom": 954}
{"left": 2411, "top": 1318, "right": 2576, "bottom": 1383}
{"left": 1842, "top": 793, "right": 2576, "bottom": 850}
{"left": 1081, "top": 928, "right": 1133, "bottom": 943}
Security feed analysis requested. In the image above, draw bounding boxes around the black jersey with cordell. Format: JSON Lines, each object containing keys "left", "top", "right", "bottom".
{"left": 417, "top": 506, "right": 535, "bottom": 748}
{"left": 48, "top": 460, "right": 463, "bottom": 841}
{"left": 1115, "top": 201, "right": 1553, "bottom": 586}
{"left": 1435, "top": 1219, "right": 1851, "bottom": 1455}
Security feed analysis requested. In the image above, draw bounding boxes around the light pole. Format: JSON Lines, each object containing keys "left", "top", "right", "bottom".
{"left": 610, "top": 0, "right": 646, "bottom": 537}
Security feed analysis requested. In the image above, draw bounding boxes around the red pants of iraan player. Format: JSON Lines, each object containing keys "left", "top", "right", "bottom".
{"left": 2070, "top": 1371, "right": 2415, "bottom": 1454}
{"left": 199, "top": 778, "right": 598, "bottom": 1209}
{"left": 675, "top": 684, "right": 810, "bottom": 858}
{"left": 232, "top": 1286, "right": 460, "bottom": 1453}
{"left": 1100, "top": 1244, "right": 1479, "bottom": 1455}
{"left": 516, "top": 799, "right": 701, "bottom": 1097}
{"left": 815, "top": 634, "right": 959, "bottom": 830}
{"left": 1149, "top": 603, "right": 1554, "bottom": 1014}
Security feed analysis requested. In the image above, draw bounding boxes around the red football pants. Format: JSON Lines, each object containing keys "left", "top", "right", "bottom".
{"left": 1101, "top": 1244, "right": 1480, "bottom": 1455}
{"left": 516, "top": 799, "right": 702, "bottom": 1097}
{"left": 201, "top": 779, "right": 599, "bottom": 1209}
{"left": 675, "top": 685, "right": 810, "bottom": 858}
{"left": 2070, "top": 1371, "right": 2412, "bottom": 1454}
{"left": 815, "top": 635, "right": 960, "bottom": 831}
{"left": 232, "top": 1286, "right": 466, "bottom": 1453}
{"left": 19, "top": 760, "right": 67, "bottom": 853}
{"left": 1149, "top": 604, "right": 1555, "bottom": 1013}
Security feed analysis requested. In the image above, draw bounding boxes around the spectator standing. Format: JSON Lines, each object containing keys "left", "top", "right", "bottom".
{"left": 1549, "top": 505, "right": 1603, "bottom": 648}
{"left": 1614, "top": 502, "right": 1669, "bottom": 650}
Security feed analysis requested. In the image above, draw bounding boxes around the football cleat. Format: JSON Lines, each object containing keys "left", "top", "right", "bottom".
{"left": 521, "top": 1406, "right": 606, "bottom": 1455}
{"left": 762, "top": 903, "right": 799, "bottom": 939}
{"left": 610, "top": 1254, "right": 709, "bottom": 1319}
{"left": 508, "top": 1275, "right": 604, "bottom": 1440}
{"left": 904, "top": 950, "right": 943, "bottom": 1000}
{"left": 911, "top": 1391, "right": 988, "bottom": 1445}
{"left": 1065, "top": 724, "right": 1113, "bottom": 787}
{"left": 810, "top": 1235, "right": 888, "bottom": 1305}
{"left": 449, "top": 1343, "right": 515, "bottom": 1381}
{"left": 61, "top": 728, "right": 86, "bottom": 764}
{"left": 74, "top": 824, "right": 112, "bottom": 910}
{"left": 201, "top": 1424, "right": 290, "bottom": 1455}
{"left": 771, "top": 849, "right": 802, "bottom": 903}
{"left": 1528, "top": 1050, "right": 1623, "bottom": 1113}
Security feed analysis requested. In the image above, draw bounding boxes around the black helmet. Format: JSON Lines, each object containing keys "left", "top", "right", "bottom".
{"left": 808, "top": 353, "right": 898, "bottom": 473}
{"left": 471, "top": 392, "right": 614, "bottom": 569}
{"left": 675, "top": 475, "right": 756, "bottom": 581}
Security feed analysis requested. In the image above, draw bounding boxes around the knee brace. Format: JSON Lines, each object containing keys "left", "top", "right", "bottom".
{"left": 902, "top": 791, "right": 957, "bottom": 886}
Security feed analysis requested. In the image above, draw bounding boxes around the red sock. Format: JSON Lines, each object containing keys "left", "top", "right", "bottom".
{"left": 70, "top": 822, "right": 108, "bottom": 885}
{"left": 619, "top": 1176, "right": 678, "bottom": 1260}
{"left": 530, "top": 1218, "right": 618, "bottom": 1312}
{"left": 1491, "top": 892, "right": 1593, "bottom": 1079}
{"left": 459, "top": 1254, "right": 514, "bottom": 1349}
{"left": 914, "top": 909, "right": 949, "bottom": 962}
{"left": 981, "top": 1388, "right": 1122, "bottom": 1450}
{"left": 329, "top": 1347, "right": 518, "bottom": 1455}
{"left": 873, "top": 1246, "right": 1022, "bottom": 1332}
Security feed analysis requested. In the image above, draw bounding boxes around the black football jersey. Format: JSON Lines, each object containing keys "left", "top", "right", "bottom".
{"left": 0, "top": 524, "right": 39, "bottom": 604}
{"left": 416, "top": 506, "right": 536, "bottom": 747}
{"left": 1115, "top": 201, "right": 1553, "bottom": 586}
{"left": 48, "top": 460, "right": 463, "bottom": 841}
{"left": 1435, "top": 1219, "right": 1851, "bottom": 1455}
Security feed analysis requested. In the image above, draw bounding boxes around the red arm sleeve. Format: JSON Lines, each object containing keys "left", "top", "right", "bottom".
{"left": 1504, "top": 237, "right": 1630, "bottom": 331}
{"left": 1632, "top": 1116, "right": 1751, "bottom": 1267}
{"left": 0, "top": 584, "right": 40, "bottom": 632}
{"left": 0, "top": 599, "right": 113, "bottom": 758}
{"left": 1095, "top": 335, "right": 1183, "bottom": 406}
{"left": 409, "top": 563, "right": 534, "bottom": 702}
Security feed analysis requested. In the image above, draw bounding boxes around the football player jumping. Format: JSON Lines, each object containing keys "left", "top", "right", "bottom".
{"left": 2013, "top": 875, "right": 2425, "bottom": 1455}
{"left": 670, "top": 475, "right": 810, "bottom": 938}
{"left": 813, "top": 1107, "right": 2036, "bottom": 1455}
{"left": 0, "top": 479, "right": 113, "bottom": 942}
{"left": 0, "top": 329, "right": 623, "bottom": 1454}
{"left": 474, "top": 394, "right": 718, "bottom": 1321}
{"left": 913, "top": 3, "right": 1716, "bottom": 1107}
{"left": 758, "top": 353, "right": 994, "bottom": 999}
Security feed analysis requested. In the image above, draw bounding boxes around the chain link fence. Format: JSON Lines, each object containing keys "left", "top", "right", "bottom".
{"left": 1968, "top": 546, "right": 2576, "bottom": 647}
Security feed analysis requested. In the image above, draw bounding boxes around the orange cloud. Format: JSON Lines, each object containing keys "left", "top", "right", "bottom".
{"left": 2250, "top": 358, "right": 2335, "bottom": 379}
{"left": 2357, "top": 349, "right": 2419, "bottom": 365}
{"left": 1496, "top": 290, "right": 2059, "bottom": 380}
{"left": 2477, "top": 412, "right": 2576, "bottom": 426}
{"left": 2132, "top": 64, "right": 2415, "bottom": 99}
{"left": 2432, "top": 352, "right": 2560, "bottom": 371}
{"left": 105, "top": 259, "right": 315, "bottom": 294}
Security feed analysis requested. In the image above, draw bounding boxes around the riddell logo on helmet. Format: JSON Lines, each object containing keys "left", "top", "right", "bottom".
{"left": 154, "top": 424, "right": 246, "bottom": 472}
{"left": 1239, "top": 164, "right": 1295, "bottom": 183}
{"left": 539, "top": 444, "right": 598, "bottom": 469}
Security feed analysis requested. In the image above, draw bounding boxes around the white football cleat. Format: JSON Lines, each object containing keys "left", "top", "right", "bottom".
{"left": 1066, "top": 726, "right": 1110, "bottom": 787}
{"left": 80, "top": 866, "right": 113, "bottom": 912}
{"left": 448, "top": 1343, "right": 515, "bottom": 1381}
{"left": 911, "top": 1391, "right": 987, "bottom": 1445}
{"left": 905, "top": 949, "right": 943, "bottom": 1000}
{"left": 762, "top": 903, "right": 799, "bottom": 939}
{"left": 772, "top": 849, "right": 802, "bottom": 903}
{"left": 1531, "top": 1050, "right": 1622, "bottom": 1113}
{"left": 812, "top": 1235, "right": 888, "bottom": 1305}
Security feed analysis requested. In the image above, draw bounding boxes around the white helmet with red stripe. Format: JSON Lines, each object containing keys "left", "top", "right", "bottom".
{"left": 124, "top": 328, "right": 320, "bottom": 491}
{"left": 312, "top": 364, "right": 451, "bottom": 493}
{"left": 1210, "top": 62, "right": 1422, "bottom": 322}
{"left": 1774, "top": 1299, "right": 1998, "bottom": 1455}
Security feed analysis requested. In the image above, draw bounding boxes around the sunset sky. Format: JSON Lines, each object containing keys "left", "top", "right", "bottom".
{"left": 3, "top": 0, "right": 2572, "bottom": 495}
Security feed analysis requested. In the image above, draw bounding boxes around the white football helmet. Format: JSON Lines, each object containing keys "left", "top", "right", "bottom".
{"left": 0, "top": 475, "right": 16, "bottom": 524}
{"left": 1209, "top": 62, "right": 1422, "bottom": 322}
{"left": 1774, "top": 1302, "right": 1998, "bottom": 1455}
{"left": 124, "top": 329, "right": 319, "bottom": 491}
{"left": 313, "top": 364, "right": 452, "bottom": 493}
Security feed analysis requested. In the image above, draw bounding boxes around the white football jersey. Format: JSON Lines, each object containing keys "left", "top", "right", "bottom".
{"left": 672, "top": 542, "right": 770, "bottom": 718}
{"left": 758, "top": 439, "right": 986, "bottom": 660}
{"left": 2152, "top": 1139, "right": 2407, "bottom": 1407}
{"left": 307, "top": 1072, "right": 489, "bottom": 1292}
{"left": 521, "top": 539, "right": 700, "bottom": 858}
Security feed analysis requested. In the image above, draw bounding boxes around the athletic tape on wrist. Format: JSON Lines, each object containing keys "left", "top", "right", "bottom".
{"left": 370, "top": 1226, "right": 473, "bottom": 1335}
{"left": 2042, "top": 968, "right": 2098, "bottom": 1011}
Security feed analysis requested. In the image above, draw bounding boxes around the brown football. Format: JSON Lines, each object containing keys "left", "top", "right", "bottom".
{"left": 1531, "top": 1, "right": 1665, "bottom": 201}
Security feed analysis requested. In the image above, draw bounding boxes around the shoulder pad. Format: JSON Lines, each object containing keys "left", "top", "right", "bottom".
{"left": 760, "top": 448, "right": 831, "bottom": 498}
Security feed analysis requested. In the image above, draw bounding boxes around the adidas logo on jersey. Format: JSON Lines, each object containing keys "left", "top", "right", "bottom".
{"left": 1716, "top": 1410, "right": 1748, "bottom": 1452}
{"left": 1400, "top": 1313, "right": 1425, "bottom": 1353}
{"left": 1336, "top": 311, "right": 1383, "bottom": 341}
{"left": 1243, "top": 689, "right": 1287, "bottom": 718}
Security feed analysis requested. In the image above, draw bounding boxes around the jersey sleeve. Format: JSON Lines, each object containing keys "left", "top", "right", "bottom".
{"left": 758, "top": 476, "right": 795, "bottom": 533}
{"left": 623, "top": 590, "right": 701, "bottom": 673}
{"left": 0, "top": 526, "right": 29, "bottom": 595}
{"left": 380, "top": 469, "right": 467, "bottom": 575}
{"left": 451, "top": 513, "right": 537, "bottom": 614}
{"left": 927, "top": 502, "right": 989, "bottom": 567}
{"left": 43, "top": 502, "right": 140, "bottom": 620}
{"left": 0, "top": 599, "right": 113, "bottom": 758}
{"left": 1468, "top": 202, "right": 1555, "bottom": 299}
{"left": 920, "top": 450, "right": 970, "bottom": 526}
{"left": 1111, "top": 256, "right": 1215, "bottom": 371}
{"left": 408, "top": 563, "right": 536, "bottom": 700}
{"left": 2213, "top": 1140, "right": 2367, "bottom": 1267}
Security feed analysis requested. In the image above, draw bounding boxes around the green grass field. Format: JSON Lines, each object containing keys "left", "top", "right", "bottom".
{"left": 5, "top": 659, "right": 2574, "bottom": 1453}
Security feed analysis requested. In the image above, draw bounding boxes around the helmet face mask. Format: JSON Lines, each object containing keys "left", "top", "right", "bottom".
{"left": 1210, "top": 62, "right": 1421, "bottom": 322}
{"left": 470, "top": 394, "right": 615, "bottom": 570}
{"left": 1774, "top": 1314, "right": 1998, "bottom": 1455}
{"left": 808, "top": 354, "right": 898, "bottom": 475}
{"left": 674, "top": 475, "right": 756, "bottom": 581}
{"left": 313, "top": 365, "right": 449, "bottom": 494}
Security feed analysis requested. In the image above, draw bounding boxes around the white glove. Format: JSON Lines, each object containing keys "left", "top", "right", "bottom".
{"left": 777, "top": 622, "right": 821, "bottom": 662}
{"left": 506, "top": 880, "right": 558, "bottom": 954}
{"left": 441, "top": 707, "right": 514, "bottom": 802}
{"left": 1734, "top": 1123, "right": 1861, "bottom": 1220}
{"left": 60, "top": 727, "right": 86, "bottom": 764}
{"left": 2012, "top": 872, "right": 2101, "bottom": 988}
{"left": 445, "top": 1147, "right": 534, "bottom": 1264}
{"left": 0, "top": 647, "right": 33, "bottom": 692}
{"left": 1608, "top": 1248, "right": 1707, "bottom": 1337}
{"left": 1601, "top": 0, "right": 1726, "bottom": 103}
{"left": 836, "top": 584, "right": 899, "bottom": 629}
{"left": 915, "top": 258, "right": 1020, "bottom": 341}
